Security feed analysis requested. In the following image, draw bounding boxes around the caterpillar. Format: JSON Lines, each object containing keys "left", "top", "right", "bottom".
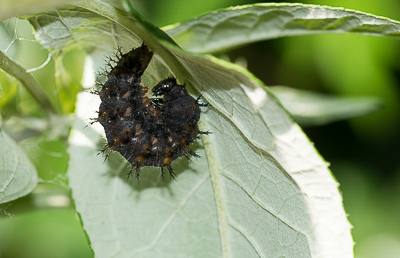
{"left": 91, "top": 44, "right": 208, "bottom": 181}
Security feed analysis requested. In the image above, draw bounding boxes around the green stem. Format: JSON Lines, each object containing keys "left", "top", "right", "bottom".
{"left": 0, "top": 50, "right": 59, "bottom": 115}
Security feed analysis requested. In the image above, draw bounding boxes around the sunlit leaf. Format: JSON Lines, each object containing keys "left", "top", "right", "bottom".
{"left": 0, "top": 130, "right": 38, "bottom": 204}
{"left": 0, "top": 0, "right": 75, "bottom": 21}
{"left": 29, "top": 1, "right": 353, "bottom": 256}
{"left": 55, "top": 49, "right": 86, "bottom": 113}
{"left": 164, "top": 3, "right": 400, "bottom": 53}
{"left": 0, "top": 70, "right": 19, "bottom": 109}
{"left": 270, "top": 86, "right": 383, "bottom": 126}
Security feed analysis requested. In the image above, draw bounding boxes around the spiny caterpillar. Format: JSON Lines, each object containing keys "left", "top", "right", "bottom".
{"left": 91, "top": 44, "right": 209, "bottom": 181}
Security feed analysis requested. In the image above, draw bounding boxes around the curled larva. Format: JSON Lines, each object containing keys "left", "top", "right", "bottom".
{"left": 91, "top": 44, "right": 209, "bottom": 181}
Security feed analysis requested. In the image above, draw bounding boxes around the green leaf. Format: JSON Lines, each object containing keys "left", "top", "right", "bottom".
{"left": 0, "top": 0, "right": 75, "bottom": 21}
{"left": 29, "top": 1, "right": 353, "bottom": 256}
{"left": 55, "top": 49, "right": 86, "bottom": 113}
{"left": 164, "top": 3, "right": 400, "bottom": 53}
{"left": 0, "top": 70, "right": 19, "bottom": 109}
{"left": 0, "top": 130, "right": 38, "bottom": 204}
{"left": 270, "top": 86, "right": 383, "bottom": 126}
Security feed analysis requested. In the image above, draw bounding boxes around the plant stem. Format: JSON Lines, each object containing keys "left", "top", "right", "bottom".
{"left": 0, "top": 50, "right": 59, "bottom": 115}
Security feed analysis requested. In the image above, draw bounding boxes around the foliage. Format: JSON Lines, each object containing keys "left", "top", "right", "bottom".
{"left": 1, "top": 1, "right": 400, "bottom": 257}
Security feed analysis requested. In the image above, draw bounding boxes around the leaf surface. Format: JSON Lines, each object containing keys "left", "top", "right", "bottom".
{"left": 164, "top": 3, "right": 400, "bottom": 53}
{"left": 1, "top": 0, "right": 75, "bottom": 21}
{"left": 0, "top": 130, "right": 38, "bottom": 204}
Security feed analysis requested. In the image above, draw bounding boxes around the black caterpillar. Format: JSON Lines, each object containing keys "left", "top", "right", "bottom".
{"left": 91, "top": 44, "right": 208, "bottom": 180}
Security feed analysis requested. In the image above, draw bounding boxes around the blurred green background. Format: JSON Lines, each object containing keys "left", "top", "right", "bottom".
{"left": 1, "top": 0, "right": 400, "bottom": 257}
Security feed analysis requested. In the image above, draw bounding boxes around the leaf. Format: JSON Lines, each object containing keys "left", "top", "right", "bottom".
{"left": 0, "top": 70, "right": 19, "bottom": 109}
{"left": 164, "top": 3, "right": 400, "bottom": 53}
{"left": 55, "top": 49, "right": 86, "bottom": 113}
{"left": 29, "top": 1, "right": 353, "bottom": 256}
{"left": 0, "top": 130, "right": 38, "bottom": 204}
{"left": 270, "top": 86, "right": 383, "bottom": 126}
{"left": 0, "top": 0, "right": 76, "bottom": 21}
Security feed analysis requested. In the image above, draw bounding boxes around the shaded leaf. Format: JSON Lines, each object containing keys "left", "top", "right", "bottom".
{"left": 0, "top": 130, "right": 38, "bottom": 204}
{"left": 29, "top": 1, "right": 353, "bottom": 257}
{"left": 164, "top": 3, "right": 400, "bottom": 53}
{"left": 270, "top": 86, "right": 383, "bottom": 126}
